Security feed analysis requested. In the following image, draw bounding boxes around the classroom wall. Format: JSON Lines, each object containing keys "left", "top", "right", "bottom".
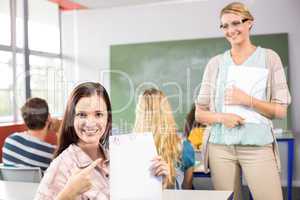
{"left": 61, "top": 0, "right": 300, "bottom": 186}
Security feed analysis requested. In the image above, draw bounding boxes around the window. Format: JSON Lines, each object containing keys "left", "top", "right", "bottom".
{"left": 0, "top": 0, "right": 64, "bottom": 123}
{"left": 0, "top": 51, "right": 13, "bottom": 121}
{"left": 16, "top": 0, "right": 24, "bottom": 48}
{"left": 28, "top": 0, "right": 63, "bottom": 116}
{"left": 28, "top": 0, "right": 60, "bottom": 53}
{"left": 0, "top": 0, "right": 10, "bottom": 46}
{"left": 30, "top": 55, "right": 64, "bottom": 114}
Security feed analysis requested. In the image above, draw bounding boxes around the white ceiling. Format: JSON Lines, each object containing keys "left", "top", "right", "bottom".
{"left": 71, "top": 0, "right": 203, "bottom": 9}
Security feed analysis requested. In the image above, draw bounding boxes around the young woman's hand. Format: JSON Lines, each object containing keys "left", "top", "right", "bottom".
{"left": 150, "top": 156, "right": 170, "bottom": 189}
{"left": 150, "top": 156, "right": 169, "bottom": 177}
{"left": 220, "top": 113, "right": 245, "bottom": 128}
{"left": 57, "top": 159, "right": 102, "bottom": 200}
{"left": 225, "top": 86, "right": 251, "bottom": 107}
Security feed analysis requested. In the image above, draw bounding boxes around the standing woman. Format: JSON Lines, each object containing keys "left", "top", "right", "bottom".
{"left": 195, "top": 2, "right": 291, "bottom": 200}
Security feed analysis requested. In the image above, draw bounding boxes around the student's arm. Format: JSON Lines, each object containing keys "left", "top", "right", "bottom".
{"left": 56, "top": 159, "right": 102, "bottom": 200}
{"left": 182, "top": 167, "right": 194, "bottom": 189}
{"left": 48, "top": 118, "right": 61, "bottom": 133}
{"left": 56, "top": 186, "right": 78, "bottom": 200}
{"left": 181, "top": 140, "right": 195, "bottom": 189}
{"left": 150, "top": 156, "right": 170, "bottom": 189}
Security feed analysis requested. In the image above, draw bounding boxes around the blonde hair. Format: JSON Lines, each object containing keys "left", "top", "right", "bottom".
{"left": 133, "top": 88, "right": 181, "bottom": 188}
{"left": 220, "top": 2, "right": 254, "bottom": 21}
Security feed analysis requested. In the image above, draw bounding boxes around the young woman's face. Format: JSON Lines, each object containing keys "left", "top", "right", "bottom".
{"left": 220, "top": 13, "right": 251, "bottom": 46}
{"left": 74, "top": 94, "right": 108, "bottom": 146}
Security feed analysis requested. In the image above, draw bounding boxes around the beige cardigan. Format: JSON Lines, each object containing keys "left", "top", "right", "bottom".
{"left": 196, "top": 48, "right": 291, "bottom": 173}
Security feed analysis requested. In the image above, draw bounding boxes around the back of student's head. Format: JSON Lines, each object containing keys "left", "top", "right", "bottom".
{"left": 21, "top": 97, "right": 49, "bottom": 130}
{"left": 55, "top": 82, "right": 112, "bottom": 158}
{"left": 134, "top": 88, "right": 177, "bottom": 136}
{"left": 134, "top": 88, "right": 181, "bottom": 187}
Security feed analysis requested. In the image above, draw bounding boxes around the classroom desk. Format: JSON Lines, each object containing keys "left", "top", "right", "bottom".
{"left": 0, "top": 180, "right": 39, "bottom": 200}
{"left": 0, "top": 180, "right": 233, "bottom": 200}
{"left": 276, "top": 131, "right": 295, "bottom": 200}
{"left": 163, "top": 189, "right": 233, "bottom": 200}
{"left": 193, "top": 131, "right": 295, "bottom": 200}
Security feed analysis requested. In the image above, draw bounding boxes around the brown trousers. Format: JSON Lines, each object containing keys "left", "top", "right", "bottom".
{"left": 208, "top": 143, "right": 283, "bottom": 200}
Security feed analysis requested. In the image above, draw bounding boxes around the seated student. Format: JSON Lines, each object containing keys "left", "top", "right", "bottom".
{"left": 133, "top": 88, "right": 195, "bottom": 189}
{"left": 2, "top": 97, "right": 57, "bottom": 171}
{"left": 184, "top": 104, "right": 205, "bottom": 151}
{"left": 35, "top": 82, "right": 169, "bottom": 200}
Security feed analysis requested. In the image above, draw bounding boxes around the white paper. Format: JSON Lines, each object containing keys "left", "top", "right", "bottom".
{"left": 223, "top": 65, "right": 269, "bottom": 124}
{"left": 109, "top": 132, "right": 162, "bottom": 200}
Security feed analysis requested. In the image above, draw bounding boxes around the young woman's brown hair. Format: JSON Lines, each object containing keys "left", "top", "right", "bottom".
{"left": 54, "top": 82, "right": 112, "bottom": 158}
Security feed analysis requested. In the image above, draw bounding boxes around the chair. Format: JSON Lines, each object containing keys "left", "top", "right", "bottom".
{"left": 0, "top": 163, "right": 42, "bottom": 183}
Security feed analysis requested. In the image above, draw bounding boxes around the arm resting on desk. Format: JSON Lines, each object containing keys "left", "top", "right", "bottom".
{"left": 182, "top": 167, "right": 194, "bottom": 189}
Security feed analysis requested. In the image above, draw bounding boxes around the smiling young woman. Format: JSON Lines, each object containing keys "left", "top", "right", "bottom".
{"left": 34, "top": 82, "right": 170, "bottom": 200}
{"left": 35, "top": 82, "right": 112, "bottom": 200}
{"left": 195, "top": 2, "right": 291, "bottom": 200}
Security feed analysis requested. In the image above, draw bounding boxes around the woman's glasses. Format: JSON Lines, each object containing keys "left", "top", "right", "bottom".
{"left": 220, "top": 19, "right": 249, "bottom": 30}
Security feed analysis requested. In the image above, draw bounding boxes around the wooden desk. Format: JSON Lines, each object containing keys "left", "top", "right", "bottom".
{"left": 163, "top": 189, "right": 233, "bottom": 200}
{"left": 0, "top": 181, "right": 233, "bottom": 200}
{"left": 0, "top": 180, "right": 39, "bottom": 200}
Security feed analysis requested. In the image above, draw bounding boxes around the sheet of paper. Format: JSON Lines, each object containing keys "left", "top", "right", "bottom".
{"left": 223, "top": 65, "right": 269, "bottom": 124}
{"left": 109, "top": 132, "right": 162, "bottom": 200}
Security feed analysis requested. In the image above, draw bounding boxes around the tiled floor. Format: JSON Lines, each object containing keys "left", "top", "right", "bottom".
{"left": 193, "top": 177, "right": 300, "bottom": 200}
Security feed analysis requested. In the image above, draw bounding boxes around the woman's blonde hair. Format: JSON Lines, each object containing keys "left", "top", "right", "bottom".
{"left": 133, "top": 88, "right": 181, "bottom": 188}
{"left": 220, "top": 2, "right": 254, "bottom": 21}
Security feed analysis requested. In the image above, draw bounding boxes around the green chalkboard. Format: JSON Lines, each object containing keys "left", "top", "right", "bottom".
{"left": 110, "top": 33, "right": 289, "bottom": 132}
